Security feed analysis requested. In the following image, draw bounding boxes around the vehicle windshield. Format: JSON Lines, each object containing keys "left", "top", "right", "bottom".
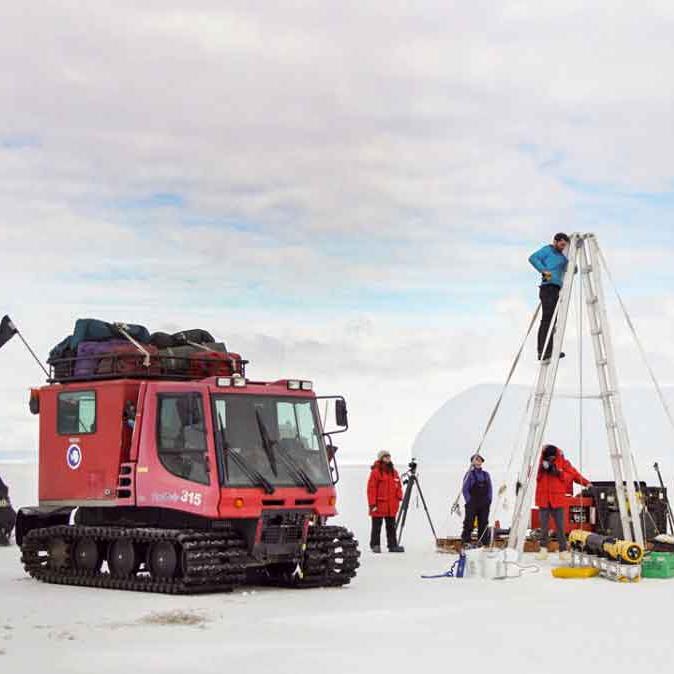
{"left": 212, "top": 394, "right": 332, "bottom": 488}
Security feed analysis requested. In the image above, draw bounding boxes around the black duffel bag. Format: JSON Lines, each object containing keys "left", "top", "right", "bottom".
{"left": 171, "top": 329, "right": 216, "bottom": 346}
{"left": 149, "top": 331, "right": 175, "bottom": 349}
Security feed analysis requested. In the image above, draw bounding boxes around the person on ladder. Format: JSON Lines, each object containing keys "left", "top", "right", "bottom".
{"left": 461, "top": 453, "right": 493, "bottom": 547}
{"left": 367, "top": 451, "right": 405, "bottom": 553}
{"left": 529, "top": 233, "right": 570, "bottom": 360}
{"left": 535, "top": 445, "right": 591, "bottom": 561}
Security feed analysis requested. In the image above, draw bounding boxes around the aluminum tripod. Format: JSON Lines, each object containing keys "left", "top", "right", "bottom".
{"left": 508, "top": 233, "right": 644, "bottom": 555}
{"left": 395, "top": 461, "right": 438, "bottom": 544}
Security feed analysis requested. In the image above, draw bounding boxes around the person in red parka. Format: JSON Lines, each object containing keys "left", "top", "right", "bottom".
{"left": 367, "top": 451, "right": 405, "bottom": 553}
{"left": 535, "top": 444, "right": 591, "bottom": 561}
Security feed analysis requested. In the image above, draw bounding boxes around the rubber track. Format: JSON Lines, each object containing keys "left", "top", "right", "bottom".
{"left": 284, "top": 525, "right": 361, "bottom": 588}
{"left": 21, "top": 525, "right": 248, "bottom": 595}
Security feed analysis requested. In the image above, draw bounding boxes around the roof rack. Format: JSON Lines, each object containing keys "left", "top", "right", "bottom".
{"left": 47, "top": 352, "right": 249, "bottom": 384}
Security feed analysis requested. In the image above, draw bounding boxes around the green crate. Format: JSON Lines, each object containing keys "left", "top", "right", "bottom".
{"left": 643, "top": 552, "right": 674, "bottom": 579}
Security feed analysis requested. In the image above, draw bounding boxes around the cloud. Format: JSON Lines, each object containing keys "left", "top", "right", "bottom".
{"left": 1, "top": 2, "right": 674, "bottom": 463}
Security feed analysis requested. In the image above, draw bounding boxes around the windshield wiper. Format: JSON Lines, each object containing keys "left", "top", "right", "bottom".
{"left": 217, "top": 413, "right": 275, "bottom": 494}
{"left": 255, "top": 411, "right": 317, "bottom": 494}
{"left": 278, "top": 449, "right": 318, "bottom": 494}
{"left": 255, "top": 410, "right": 279, "bottom": 476}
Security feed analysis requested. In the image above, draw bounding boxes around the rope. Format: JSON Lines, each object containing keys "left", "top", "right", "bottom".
{"left": 421, "top": 554, "right": 465, "bottom": 579}
{"left": 595, "top": 244, "right": 671, "bottom": 540}
{"left": 501, "top": 561, "right": 540, "bottom": 579}
{"left": 596, "top": 246, "right": 674, "bottom": 437}
{"left": 488, "top": 390, "right": 535, "bottom": 549}
{"left": 450, "top": 304, "right": 541, "bottom": 517}
{"left": 475, "top": 303, "right": 542, "bottom": 456}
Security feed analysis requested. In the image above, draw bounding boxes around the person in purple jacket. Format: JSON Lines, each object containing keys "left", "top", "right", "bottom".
{"left": 529, "top": 233, "right": 570, "bottom": 360}
{"left": 461, "top": 453, "right": 492, "bottom": 546}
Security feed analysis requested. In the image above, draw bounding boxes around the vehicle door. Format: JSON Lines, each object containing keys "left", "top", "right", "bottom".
{"left": 134, "top": 382, "right": 219, "bottom": 518}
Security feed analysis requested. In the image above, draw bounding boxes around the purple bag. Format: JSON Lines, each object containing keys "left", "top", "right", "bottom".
{"left": 74, "top": 340, "right": 130, "bottom": 378}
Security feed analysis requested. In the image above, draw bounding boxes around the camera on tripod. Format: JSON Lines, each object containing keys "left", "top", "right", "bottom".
{"left": 395, "top": 457, "right": 437, "bottom": 544}
{"left": 402, "top": 458, "right": 418, "bottom": 484}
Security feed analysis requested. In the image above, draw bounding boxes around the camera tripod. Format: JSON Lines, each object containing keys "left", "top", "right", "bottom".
{"left": 395, "top": 459, "right": 438, "bottom": 544}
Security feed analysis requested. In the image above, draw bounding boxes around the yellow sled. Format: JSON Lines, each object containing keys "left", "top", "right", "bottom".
{"left": 552, "top": 567, "right": 600, "bottom": 579}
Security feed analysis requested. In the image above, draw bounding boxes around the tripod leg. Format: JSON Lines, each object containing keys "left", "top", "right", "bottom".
{"left": 396, "top": 479, "right": 414, "bottom": 544}
{"left": 413, "top": 477, "right": 438, "bottom": 541}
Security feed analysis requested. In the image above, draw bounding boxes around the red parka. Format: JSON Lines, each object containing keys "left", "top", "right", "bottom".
{"left": 535, "top": 448, "right": 590, "bottom": 509}
{"left": 367, "top": 461, "right": 403, "bottom": 518}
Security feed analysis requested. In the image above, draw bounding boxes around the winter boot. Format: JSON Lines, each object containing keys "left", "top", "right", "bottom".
{"left": 539, "top": 352, "right": 565, "bottom": 362}
{"left": 388, "top": 545, "right": 405, "bottom": 553}
{"left": 559, "top": 550, "right": 571, "bottom": 562}
{"left": 370, "top": 545, "right": 381, "bottom": 554}
{"left": 535, "top": 547, "right": 549, "bottom": 561}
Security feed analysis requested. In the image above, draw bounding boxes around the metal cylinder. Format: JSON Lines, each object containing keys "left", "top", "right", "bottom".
{"left": 568, "top": 529, "right": 643, "bottom": 564}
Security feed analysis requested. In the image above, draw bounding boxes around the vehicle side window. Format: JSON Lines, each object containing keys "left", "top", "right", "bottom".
{"left": 58, "top": 391, "right": 96, "bottom": 435}
{"left": 157, "top": 394, "right": 209, "bottom": 485}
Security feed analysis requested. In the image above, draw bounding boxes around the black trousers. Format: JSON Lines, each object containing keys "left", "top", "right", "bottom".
{"left": 539, "top": 507, "right": 567, "bottom": 551}
{"left": 370, "top": 516, "right": 398, "bottom": 549}
{"left": 461, "top": 502, "right": 491, "bottom": 545}
{"left": 538, "top": 284, "right": 561, "bottom": 359}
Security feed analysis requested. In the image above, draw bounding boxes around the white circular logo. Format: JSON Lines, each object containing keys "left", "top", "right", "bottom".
{"left": 67, "top": 444, "right": 82, "bottom": 470}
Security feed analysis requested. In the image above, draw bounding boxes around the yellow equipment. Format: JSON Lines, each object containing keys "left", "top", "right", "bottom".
{"left": 552, "top": 567, "right": 600, "bottom": 579}
{"left": 568, "top": 530, "right": 644, "bottom": 565}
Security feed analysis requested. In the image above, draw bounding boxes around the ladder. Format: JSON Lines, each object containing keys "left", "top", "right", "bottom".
{"left": 507, "top": 233, "right": 644, "bottom": 555}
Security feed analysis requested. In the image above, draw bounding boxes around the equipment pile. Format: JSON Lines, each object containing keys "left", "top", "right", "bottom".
{"left": 47, "top": 318, "right": 245, "bottom": 382}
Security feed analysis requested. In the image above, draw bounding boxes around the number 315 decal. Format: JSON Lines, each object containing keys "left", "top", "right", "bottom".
{"left": 180, "top": 490, "right": 203, "bottom": 507}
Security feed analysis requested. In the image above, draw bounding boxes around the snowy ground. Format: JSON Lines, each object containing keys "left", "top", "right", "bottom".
{"left": 2, "top": 462, "right": 674, "bottom": 673}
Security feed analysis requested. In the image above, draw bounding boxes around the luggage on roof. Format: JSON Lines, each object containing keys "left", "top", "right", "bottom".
{"left": 171, "top": 329, "right": 216, "bottom": 346}
{"left": 73, "top": 319, "right": 150, "bottom": 347}
{"left": 160, "top": 342, "right": 234, "bottom": 376}
{"left": 46, "top": 318, "right": 243, "bottom": 382}
{"left": 48, "top": 319, "right": 151, "bottom": 362}
{"left": 149, "top": 331, "right": 174, "bottom": 349}
{"left": 96, "top": 343, "right": 160, "bottom": 376}
{"left": 189, "top": 350, "right": 243, "bottom": 378}
{"left": 74, "top": 339, "right": 130, "bottom": 378}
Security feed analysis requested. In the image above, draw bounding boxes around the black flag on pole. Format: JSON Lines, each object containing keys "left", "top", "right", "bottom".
{"left": 0, "top": 315, "right": 18, "bottom": 350}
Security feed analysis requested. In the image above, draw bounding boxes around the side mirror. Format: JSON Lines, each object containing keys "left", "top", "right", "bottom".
{"left": 335, "top": 399, "right": 348, "bottom": 428}
{"left": 29, "top": 389, "right": 40, "bottom": 415}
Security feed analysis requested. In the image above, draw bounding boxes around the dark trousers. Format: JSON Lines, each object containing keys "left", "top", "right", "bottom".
{"left": 539, "top": 507, "right": 567, "bottom": 551}
{"left": 370, "top": 516, "right": 398, "bottom": 549}
{"left": 538, "top": 284, "right": 561, "bottom": 359}
{"left": 461, "top": 502, "right": 491, "bottom": 545}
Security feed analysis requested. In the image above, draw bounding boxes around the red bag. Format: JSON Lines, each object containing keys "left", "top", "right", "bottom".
{"left": 96, "top": 343, "right": 160, "bottom": 376}
{"left": 188, "top": 351, "right": 243, "bottom": 378}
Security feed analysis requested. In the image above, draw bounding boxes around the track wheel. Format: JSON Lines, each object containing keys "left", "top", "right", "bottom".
{"left": 108, "top": 538, "right": 138, "bottom": 578}
{"left": 48, "top": 537, "right": 70, "bottom": 570}
{"left": 73, "top": 537, "right": 102, "bottom": 572}
{"left": 147, "top": 541, "right": 178, "bottom": 579}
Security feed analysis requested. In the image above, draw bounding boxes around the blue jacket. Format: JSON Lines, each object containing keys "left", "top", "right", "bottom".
{"left": 462, "top": 467, "right": 492, "bottom": 505}
{"left": 528, "top": 245, "right": 568, "bottom": 287}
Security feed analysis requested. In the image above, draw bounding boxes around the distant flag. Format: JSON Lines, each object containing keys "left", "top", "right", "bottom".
{"left": 0, "top": 315, "right": 18, "bottom": 350}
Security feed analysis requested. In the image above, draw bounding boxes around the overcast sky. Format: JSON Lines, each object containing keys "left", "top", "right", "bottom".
{"left": 1, "top": 2, "right": 674, "bottom": 464}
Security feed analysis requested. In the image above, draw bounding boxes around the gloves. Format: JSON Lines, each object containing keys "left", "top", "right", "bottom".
{"left": 542, "top": 271, "right": 552, "bottom": 281}
{"left": 542, "top": 460, "right": 550, "bottom": 470}
{"left": 369, "top": 504, "right": 377, "bottom": 513}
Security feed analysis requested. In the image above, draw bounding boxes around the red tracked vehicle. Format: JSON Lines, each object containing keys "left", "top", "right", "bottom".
{"left": 17, "top": 338, "right": 360, "bottom": 593}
